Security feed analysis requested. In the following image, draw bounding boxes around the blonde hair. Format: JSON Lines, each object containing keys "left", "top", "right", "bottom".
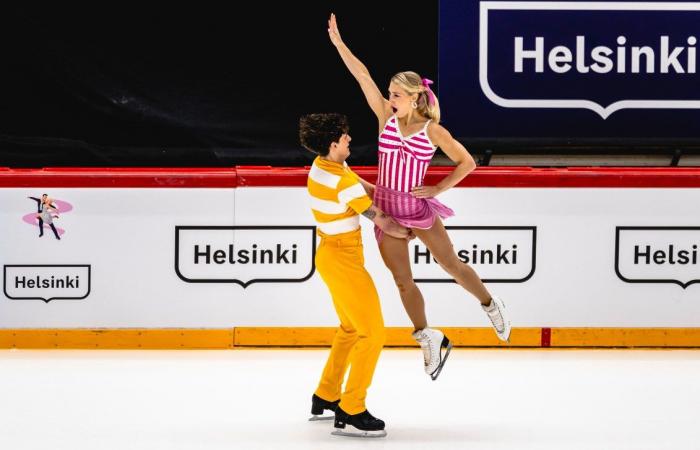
{"left": 390, "top": 71, "right": 440, "bottom": 123}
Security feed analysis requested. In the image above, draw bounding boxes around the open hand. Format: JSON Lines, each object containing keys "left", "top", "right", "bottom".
{"left": 411, "top": 185, "right": 441, "bottom": 198}
{"left": 328, "top": 13, "right": 343, "bottom": 47}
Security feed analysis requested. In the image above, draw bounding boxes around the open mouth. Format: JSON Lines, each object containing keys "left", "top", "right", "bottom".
{"left": 391, "top": 107, "right": 397, "bottom": 113}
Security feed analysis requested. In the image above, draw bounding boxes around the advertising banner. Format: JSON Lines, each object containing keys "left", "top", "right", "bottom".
{"left": 2, "top": 185, "right": 698, "bottom": 328}
{"left": 439, "top": 1, "right": 700, "bottom": 142}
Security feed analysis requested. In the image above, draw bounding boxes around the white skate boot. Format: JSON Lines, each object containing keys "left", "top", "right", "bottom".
{"left": 482, "top": 296, "right": 511, "bottom": 342}
{"left": 412, "top": 328, "right": 452, "bottom": 381}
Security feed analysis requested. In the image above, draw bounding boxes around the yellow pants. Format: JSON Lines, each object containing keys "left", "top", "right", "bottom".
{"left": 314, "top": 228, "right": 386, "bottom": 415}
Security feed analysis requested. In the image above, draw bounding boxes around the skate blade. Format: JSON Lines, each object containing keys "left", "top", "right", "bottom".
{"left": 331, "top": 428, "right": 387, "bottom": 438}
{"left": 430, "top": 340, "right": 453, "bottom": 381}
{"left": 308, "top": 414, "right": 335, "bottom": 422}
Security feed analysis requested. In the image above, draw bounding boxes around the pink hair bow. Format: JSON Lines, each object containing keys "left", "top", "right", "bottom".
{"left": 421, "top": 78, "right": 436, "bottom": 106}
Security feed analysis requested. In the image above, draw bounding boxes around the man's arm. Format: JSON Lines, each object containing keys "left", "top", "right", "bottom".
{"left": 357, "top": 177, "right": 375, "bottom": 198}
{"left": 361, "top": 204, "right": 409, "bottom": 239}
{"left": 28, "top": 197, "right": 41, "bottom": 212}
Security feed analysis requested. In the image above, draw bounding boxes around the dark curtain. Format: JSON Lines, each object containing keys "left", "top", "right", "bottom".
{"left": 0, "top": 2, "right": 438, "bottom": 167}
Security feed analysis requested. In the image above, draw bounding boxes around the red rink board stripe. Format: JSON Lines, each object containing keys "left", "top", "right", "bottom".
{"left": 541, "top": 328, "right": 552, "bottom": 348}
{"left": 0, "top": 166, "right": 699, "bottom": 188}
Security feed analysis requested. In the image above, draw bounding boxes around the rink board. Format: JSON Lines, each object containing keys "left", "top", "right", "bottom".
{"left": 1, "top": 166, "right": 699, "bottom": 347}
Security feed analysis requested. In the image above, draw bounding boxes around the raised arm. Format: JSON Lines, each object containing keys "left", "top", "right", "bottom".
{"left": 28, "top": 197, "right": 41, "bottom": 213}
{"left": 328, "top": 14, "right": 392, "bottom": 127}
{"left": 411, "top": 124, "right": 477, "bottom": 199}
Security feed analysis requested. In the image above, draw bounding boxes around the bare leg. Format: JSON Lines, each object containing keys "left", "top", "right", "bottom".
{"left": 412, "top": 218, "right": 492, "bottom": 306}
{"left": 378, "top": 234, "right": 427, "bottom": 330}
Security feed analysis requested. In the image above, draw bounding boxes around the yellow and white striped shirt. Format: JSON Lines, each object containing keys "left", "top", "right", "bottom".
{"left": 307, "top": 156, "right": 372, "bottom": 235}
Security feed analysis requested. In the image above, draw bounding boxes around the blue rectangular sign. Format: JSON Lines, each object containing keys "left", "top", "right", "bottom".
{"left": 439, "top": 1, "right": 700, "bottom": 143}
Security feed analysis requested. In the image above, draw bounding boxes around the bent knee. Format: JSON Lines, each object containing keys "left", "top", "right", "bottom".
{"left": 372, "top": 330, "right": 387, "bottom": 348}
{"left": 361, "top": 327, "right": 386, "bottom": 347}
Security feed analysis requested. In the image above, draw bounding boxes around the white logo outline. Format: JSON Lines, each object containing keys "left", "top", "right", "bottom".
{"left": 480, "top": 1, "right": 700, "bottom": 119}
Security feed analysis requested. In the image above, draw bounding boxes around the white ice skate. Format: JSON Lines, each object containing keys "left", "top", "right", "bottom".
{"left": 482, "top": 296, "right": 511, "bottom": 342}
{"left": 412, "top": 328, "right": 453, "bottom": 381}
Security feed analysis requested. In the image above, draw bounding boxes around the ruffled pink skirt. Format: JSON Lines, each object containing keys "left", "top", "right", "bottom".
{"left": 373, "top": 184, "right": 454, "bottom": 243}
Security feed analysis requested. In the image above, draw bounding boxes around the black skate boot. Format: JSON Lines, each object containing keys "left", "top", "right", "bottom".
{"left": 331, "top": 406, "right": 387, "bottom": 438}
{"left": 308, "top": 394, "right": 339, "bottom": 421}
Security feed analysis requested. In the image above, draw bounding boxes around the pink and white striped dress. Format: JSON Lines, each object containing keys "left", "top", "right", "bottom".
{"left": 377, "top": 116, "right": 435, "bottom": 192}
{"left": 373, "top": 115, "right": 454, "bottom": 243}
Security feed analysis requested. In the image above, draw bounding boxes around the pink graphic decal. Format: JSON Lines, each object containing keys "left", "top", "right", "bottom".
{"left": 23, "top": 197, "right": 74, "bottom": 237}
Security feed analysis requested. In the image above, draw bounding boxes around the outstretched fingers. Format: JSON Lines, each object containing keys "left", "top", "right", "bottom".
{"left": 328, "top": 13, "right": 342, "bottom": 43}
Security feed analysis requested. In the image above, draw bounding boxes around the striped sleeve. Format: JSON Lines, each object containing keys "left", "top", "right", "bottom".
{"left": 337, "top": 176, "right": 372, "bottom": 214}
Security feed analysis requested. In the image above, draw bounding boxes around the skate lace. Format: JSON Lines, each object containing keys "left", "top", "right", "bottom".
{"left": 360, "top": 410, "right": 377, "bottom": 422}
{"left": 486, "top": 304, "right": 505, "bottom": 333}
{"left": 420, "top": 340, "right": 431, "bottom": 366}
{"left": 419, "top": 335, "right": 441, "bottom": 369}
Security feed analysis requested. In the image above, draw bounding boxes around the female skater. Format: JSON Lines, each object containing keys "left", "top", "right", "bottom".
{"left": 328, "top": 14, "right": 511, "bottom": 380}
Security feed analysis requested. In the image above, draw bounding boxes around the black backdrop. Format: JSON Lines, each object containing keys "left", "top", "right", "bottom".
{"left": 0, "top": 3, "right": 437, "bottom": 167}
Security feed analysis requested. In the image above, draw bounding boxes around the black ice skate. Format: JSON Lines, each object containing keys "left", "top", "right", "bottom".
{"left": 308, "top": 394, "right": 339, "bottom": 421}
{"left": 331, "top": 406, "right": 387, "bottom": 438}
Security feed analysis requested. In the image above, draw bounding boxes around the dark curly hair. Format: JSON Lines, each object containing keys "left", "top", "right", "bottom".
{"left": 299, "top": 113, "right": 349, "bottom": 156}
